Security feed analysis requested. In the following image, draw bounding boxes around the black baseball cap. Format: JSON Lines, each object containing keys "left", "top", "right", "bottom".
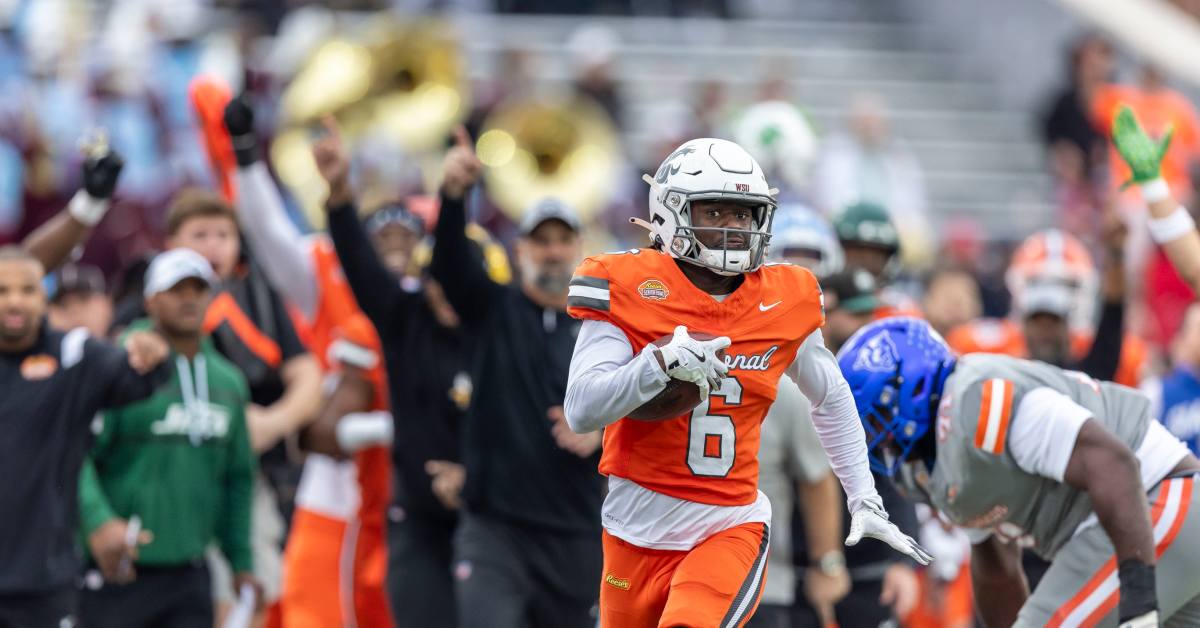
{"left": 49, "top": 264, "right": 107, "bottom": 303}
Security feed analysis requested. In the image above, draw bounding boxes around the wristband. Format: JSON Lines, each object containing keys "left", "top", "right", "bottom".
{"left": 67, "top": 190, "right": 110, "bottom": 227}
{"left": 1147, "top": 205, "right": 1195, "bottom": 244}
{"left": 336, "top": 411, "right": 393, "bottom": 453}
{"left": 1141, "top": 178, "right": 1171, "bottom": 204}
{"left": 1117, "top": 559, "right": 1157, "bottom": 621}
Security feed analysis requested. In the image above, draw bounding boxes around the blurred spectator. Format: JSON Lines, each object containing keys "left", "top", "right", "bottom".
{"left": 832, "top": 201, "right": 922, "bottom": 318}
{"left": 922, "top": 268, "right": 982, "bottom": 338}
{"left": 47, "top": 263, "right": 113, "bottom": 338}
{"left": 815, "top": 94, "right": 929, "bottom": 238}
{"left": 769, "top": 203, "right": 843, "bottom": 278}
{"left": 0, "top": 246, "right": 168, "bottom": 627}
{"left": 902, "top": 506, "right": 974, "bottom": 628}
{"left": 221, "top": 101, "right": 395, "bottom": 627}
{"left": 820, "top": 268, "right": 880, "bottom": 351}
{"left": 1041, "top": 34, "right": 1114, "bottom": 180}
{"left": 832, "top": 202, "right": 898, "bottom": 282}
{"left": 1145, "top": 303, "right": 1200, "bottom": 456}
{"left": 791, "top": 266, "right": 921, "bottom": 627}
{"left": 158, "top": 190, "right": 321, "bottom": 612}
{"left": 567, "top": 24, "right": 624, "bottom": 129}
{"left": 78, "top": 248, "right": 259, "bottom": 627}
{"left": 747, "top": 377, "right": 847, "bottom": 628}
{"left": 431, "top": 134, "right": 602, "bottom": 628}
{"left": 310, "top": 117, "right": 478, "bottom": 628}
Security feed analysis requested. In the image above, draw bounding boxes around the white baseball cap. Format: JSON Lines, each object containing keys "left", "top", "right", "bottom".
{"left": 143, "top": 248, "right": 216, "bottom": 297}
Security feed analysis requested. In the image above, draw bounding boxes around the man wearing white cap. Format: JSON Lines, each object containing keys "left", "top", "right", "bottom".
{"left": 78, "top": 248, "right": 259, "bottom": 628}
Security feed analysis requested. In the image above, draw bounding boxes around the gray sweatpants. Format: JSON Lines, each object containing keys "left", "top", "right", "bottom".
{"left": 1016, "top": 474, "right": 1200, "bottom": 627}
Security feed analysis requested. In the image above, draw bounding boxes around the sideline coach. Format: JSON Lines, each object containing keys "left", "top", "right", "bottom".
{"left": 0, "top": 246, "right": 170, "bottom": 627}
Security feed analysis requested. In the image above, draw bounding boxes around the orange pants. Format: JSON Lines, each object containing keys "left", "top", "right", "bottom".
{"left": 600, "top": 522, "right": 769, "bottom": 628}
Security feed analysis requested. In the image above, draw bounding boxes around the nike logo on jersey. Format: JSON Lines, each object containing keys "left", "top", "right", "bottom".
{"left": 758, "top": 300, "right": 782, "bottom": 311}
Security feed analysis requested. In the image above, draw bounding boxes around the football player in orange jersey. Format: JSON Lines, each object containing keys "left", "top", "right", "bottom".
{"left": 563, "top": 138, "right": 930, "bottom": 628}
{"left": 217, "top": 99, "right": 397, "bottom": 627}
{"left": 287, "top": 314, "right": 393, "bottom": 627}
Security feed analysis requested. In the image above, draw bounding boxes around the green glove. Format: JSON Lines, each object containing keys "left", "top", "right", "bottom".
{"left": 1111, "top": 105, "right": 1174, "bottom": 189}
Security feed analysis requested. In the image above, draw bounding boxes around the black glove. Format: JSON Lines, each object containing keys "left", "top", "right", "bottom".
{"left": 223, "top": 95, "right": 258, "bottom": 167}
{"left": 82, "top": 149, "right": 124, "bottom": 200}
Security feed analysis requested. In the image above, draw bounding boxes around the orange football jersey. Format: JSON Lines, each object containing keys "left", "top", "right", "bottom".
{"left": 292, "top": 237, "right": 371, "bottom": 371}
{"left": 567, "top": 249, "right": 824, "bottom": 506}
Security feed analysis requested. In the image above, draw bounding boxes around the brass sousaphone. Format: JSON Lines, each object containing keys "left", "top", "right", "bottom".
{"left": 271, "top": 18, "right": 468, "bottom": 227}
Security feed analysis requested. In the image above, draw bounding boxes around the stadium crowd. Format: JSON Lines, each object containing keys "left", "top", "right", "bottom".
{"left": 2, "top": 2, "right": 1200, "bottom": 628}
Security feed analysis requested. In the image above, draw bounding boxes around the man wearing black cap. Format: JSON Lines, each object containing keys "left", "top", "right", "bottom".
{"left": 307, "top": 119, "right": 485, "bottom": 628}
{"left": 426, "top": 129, "right": 602, "bottom": 628}
{"left": 47, "top": 263, "right": 113, "bottom": 338}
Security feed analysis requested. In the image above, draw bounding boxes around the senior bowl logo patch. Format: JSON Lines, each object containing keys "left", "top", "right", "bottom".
{"left": 853, "top": 331, "right": 898, "bottom": 373}
{"left": 638, "top": 279, "right": 670, "bottom": 301}
{"left": 20, "top": 354, "right": 58, "bottom": 381}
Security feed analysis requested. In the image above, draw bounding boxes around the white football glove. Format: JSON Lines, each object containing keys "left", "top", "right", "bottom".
{"left": 846, "top": 497, "right": 933, "bottom": 565}
{"left": 1119, "top": 610, "right": 1159, "bottom": 628}
{"left": 656, "top": 325, "right": 730, "bottom": 400}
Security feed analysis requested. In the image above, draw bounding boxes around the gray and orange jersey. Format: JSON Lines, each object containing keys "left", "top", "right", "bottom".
{"left": 927, "top": 353, "right": 1150, "bottom": 560}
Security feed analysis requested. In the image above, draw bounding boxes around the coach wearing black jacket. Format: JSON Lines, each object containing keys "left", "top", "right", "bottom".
{"left": 313, "top": 122, "right": 602, "bottom": 628}
{"left": 0, "top": 247, "right": 170, "bottom": 627}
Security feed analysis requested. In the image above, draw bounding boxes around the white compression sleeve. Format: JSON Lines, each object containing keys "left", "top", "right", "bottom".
{"left": 564, "top": 320, "right": 671, "bottom": 433}
{"left": 234, "top": 163, "right": 318, "bottom": 319}
{"left": 787, "top": 329, "right": 881, "bottom": 513}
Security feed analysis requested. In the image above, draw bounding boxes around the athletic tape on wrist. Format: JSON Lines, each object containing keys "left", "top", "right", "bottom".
{"left": 1142, "top": 178, "right": 1171, "bottom": 204}
{"left": 1147, "top": 206, "right": 1195, "bottom": 244}
{"left": 67, "top": 190, "right": 110, "bottom": 227}
{"left": 1117, "top": 560, "right": 1157, "bottom": 621}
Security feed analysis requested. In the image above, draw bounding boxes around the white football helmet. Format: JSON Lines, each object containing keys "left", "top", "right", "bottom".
{"left": 641, "top": 138, "right": 778, "bottom": 276}
{"left": 769, "top": 203, "right": 844, "bottom": 278}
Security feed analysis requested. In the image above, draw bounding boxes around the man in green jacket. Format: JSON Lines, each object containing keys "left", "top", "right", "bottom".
{"left": 78, "top": 248, "right": 258, "bottom": 627}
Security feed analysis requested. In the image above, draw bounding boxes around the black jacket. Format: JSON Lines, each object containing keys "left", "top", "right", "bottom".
{"left": 327, "top": 204, "right": 467, "bottom": 522}
{"left": 0, "top": 324, "right": 169, "bottom": 593}
{"left": 431, "top": 193, "right": 603, "bottom": 533}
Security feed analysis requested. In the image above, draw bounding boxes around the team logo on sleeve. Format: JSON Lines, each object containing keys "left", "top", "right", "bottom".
{"left": 20, "top": 354, "right": 58, "bottom": 380}
{"left": 853, "top": 332, "right": 898, "bottom": 373}
{"left": 638, "top": 279, "right": 670, "bottom": 301}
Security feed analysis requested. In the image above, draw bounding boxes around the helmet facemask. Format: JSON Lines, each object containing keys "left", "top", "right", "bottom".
{"left": 648, "top": 179, "right": 777, "bottom": 276}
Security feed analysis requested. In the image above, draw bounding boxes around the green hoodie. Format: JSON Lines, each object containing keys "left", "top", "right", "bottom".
{"left": 78, "top": 320, "right": 255, "bottom": 573}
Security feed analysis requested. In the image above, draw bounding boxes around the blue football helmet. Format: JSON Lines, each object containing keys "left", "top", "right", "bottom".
{"left": 836, "top": 317, "right": 956, "bottom": 477}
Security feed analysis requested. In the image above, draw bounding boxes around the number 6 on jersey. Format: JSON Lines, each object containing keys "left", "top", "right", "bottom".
{"left": 687, "top": 376, "right": 742, "bottom": 476}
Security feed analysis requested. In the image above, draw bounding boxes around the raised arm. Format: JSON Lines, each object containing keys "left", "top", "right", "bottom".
{"left": 1112, "top": 105, "right": 1200, "bottom": 294}
{"left": 224, "top": 97, "right": 318, "bottom": 319}
{"left": 429, "top": 127, "right": 502, "bottom": 321}
{"left": 310, "top": 117, "right": 407, "bottom": 328}
{"left": 23, "top": 142, "right": 123, "bottom": 271}
{"left": 1077, "top": 211, "right": 1127, "bottom": 382}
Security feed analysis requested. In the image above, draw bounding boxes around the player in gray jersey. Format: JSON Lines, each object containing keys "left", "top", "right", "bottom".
{"left": 838, "top": 317, "right": 1200, "bottom": 628}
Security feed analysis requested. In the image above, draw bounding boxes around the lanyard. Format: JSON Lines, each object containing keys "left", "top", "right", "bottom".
{"left": 176, "top": 354, "right": 209, "bottom": 446}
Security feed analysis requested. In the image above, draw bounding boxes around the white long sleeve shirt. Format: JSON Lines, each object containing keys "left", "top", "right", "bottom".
{"left": 234, "top": 162, "right": 320, "bottom": 320}
{"left": 565, "top": 319, "right": 881, "bottom": 549}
